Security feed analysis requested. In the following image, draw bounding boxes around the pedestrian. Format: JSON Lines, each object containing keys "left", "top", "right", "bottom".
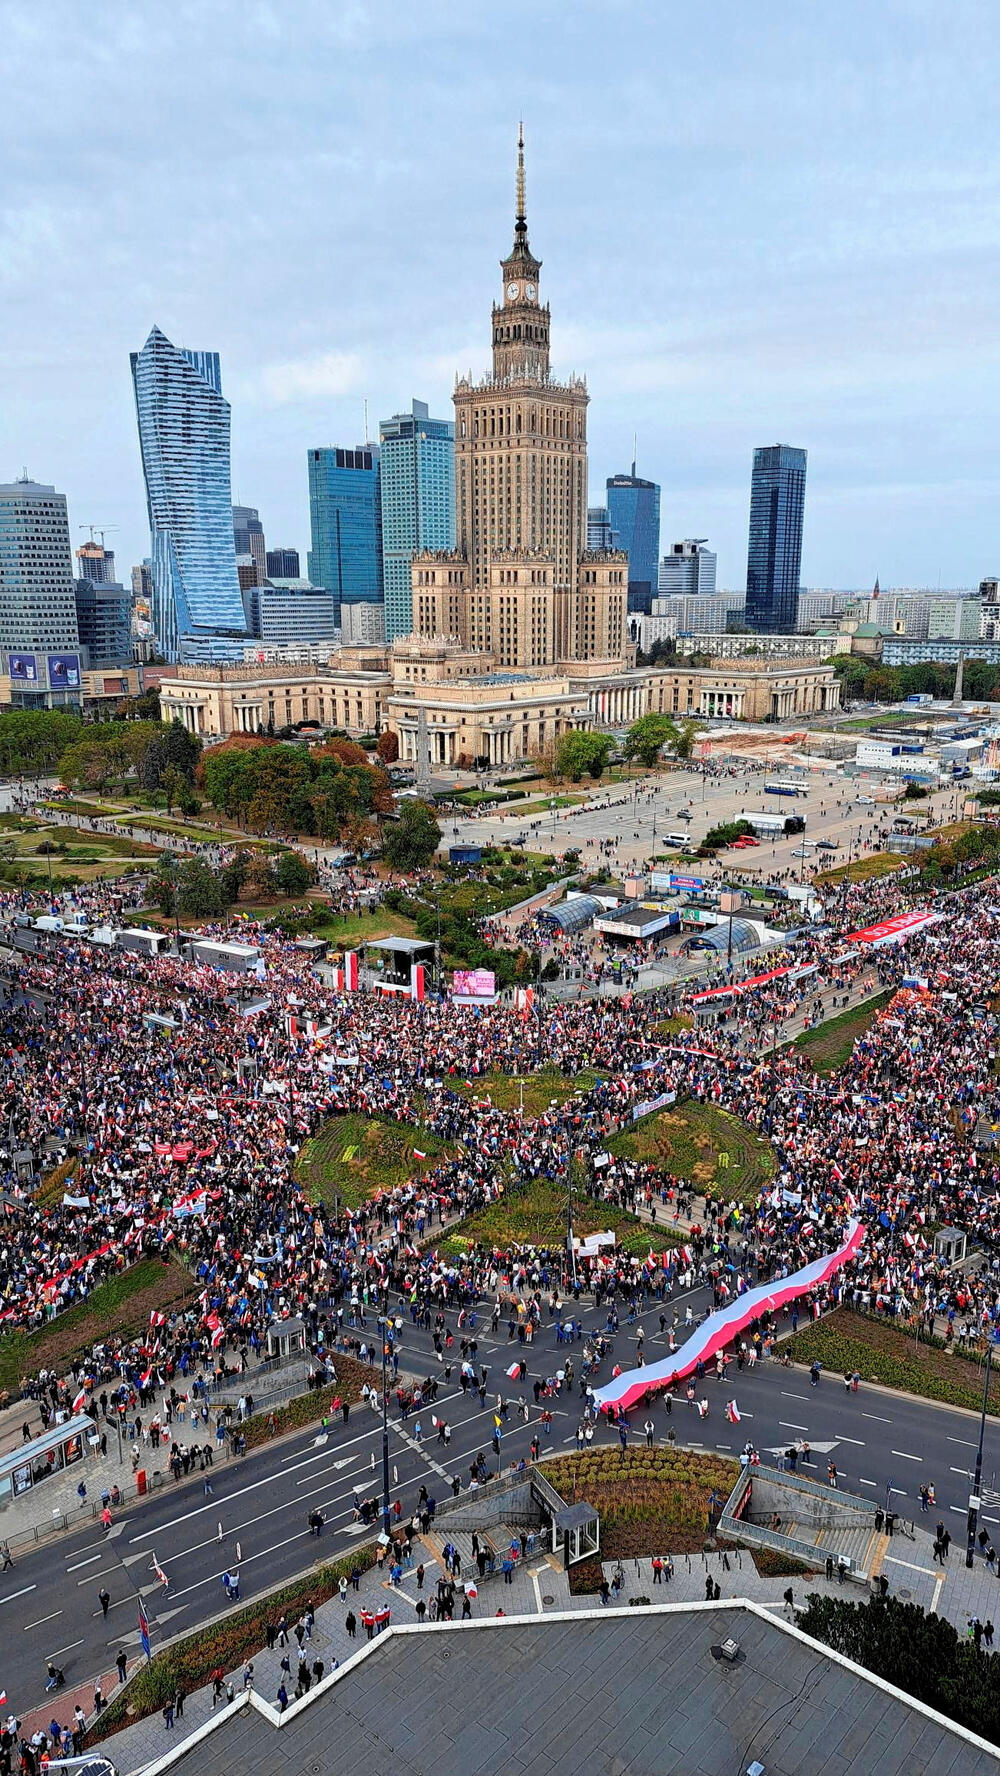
{"left": 98, "top": 1588, "right": 110, "bottom": 1618}
{"left": 345, "top": 1611, "right": 357, "bottom": 1639}
{"left": 162, "top": 1702, "right": 174, "bottom": 1731}
{"left": 116, "top": 1650, "right": 127, "bottom": 1686}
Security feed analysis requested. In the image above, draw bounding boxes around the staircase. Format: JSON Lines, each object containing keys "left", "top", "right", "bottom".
{"left": 774, "top": 1517, "right": 885, "bottom": 1576}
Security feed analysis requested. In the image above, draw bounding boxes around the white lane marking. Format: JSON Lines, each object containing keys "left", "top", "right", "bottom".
{"left": 781, "top": 1392, "right": 810, "bottom": 1402}
{"left": 950, "top": 1505, "right": 966, "bottom": 1514}
{"left": 838, "top": 1437, "right": 865, "bottom": 1446}
{"left": 950, "top": 1467, "right": 971, "bottom": 1477}
{"left": 48, "top": 1639, "right": 84, "bottom": 1658}
{"left": 0, "top": 1586, "right": 36, "bottom": 1606}
{"left": 66, "top": 1554, "right": 104, "bottom": 1574}
{"left": 77, "top": 1570, "right": 110, "bottom": 1586}
{"left": 947, "top": 1437, "right": 977, "bottom": 1448}
{"left": 859, "top": 1479, "right": 877, "bottom": 1487}
{"left": 888, "top": 1488, "right": 907, "bottom": 1496}
{"left": 863, "top": 1413, "right": 891, "bottom": 1423}
{"left": 884, "top": 1554, "right": 937, "bottom": 1577}
{"left": 779, "top": 1422, "right": 808, "bottom": 1432}
{"left": 23, "top": 1612, "right": 62, "bottom": 1631}
{"left": 891, "top": 1451, "right": 922, "bottom": 1463}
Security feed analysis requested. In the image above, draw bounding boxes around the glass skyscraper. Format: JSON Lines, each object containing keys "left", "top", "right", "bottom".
{"left": 307, "top": 446, "right": 383, "bottom": 627}
{"left": 606, "top": 469, "right": 660, "bottom": 615}
{"left": 379, "top": 400, "right": 454, "bottom": 641}
{"left": 745, "top": 444, "right": 808, "bottom": 634}
{"left": 130, "top": 327, "right": 248, "bottom": 662}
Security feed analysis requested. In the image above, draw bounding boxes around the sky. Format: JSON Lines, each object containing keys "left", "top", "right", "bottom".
{"left": 2, "top": 0, "right": 999, "bottom": 592}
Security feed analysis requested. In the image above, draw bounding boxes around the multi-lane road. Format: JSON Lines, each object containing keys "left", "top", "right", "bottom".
{"left": 1, "top": 1286, "right": 997, "bottom": 1715}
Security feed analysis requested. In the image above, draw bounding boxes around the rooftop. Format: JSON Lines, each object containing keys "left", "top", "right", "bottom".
{"left": 141, "top": 1603, "right": 998, "bottom": 1776}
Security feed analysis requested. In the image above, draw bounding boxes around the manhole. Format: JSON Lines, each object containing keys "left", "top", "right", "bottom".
{"left": 898, "top": 1588, "right": 912, "bottom": 1600}
{"left": 542, "top": 1594, "right": 555, "bottom": 1605}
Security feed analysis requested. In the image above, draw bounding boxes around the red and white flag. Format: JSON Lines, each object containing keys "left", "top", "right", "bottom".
{"left": 725, "top": 1400, "right": 741, "bottom": 1425}
{"left": 72, "top": 1387, "right": 88, "bottom": 1413}
{"left": 506, "top": 1363, "right": 520, "bottom": 1379}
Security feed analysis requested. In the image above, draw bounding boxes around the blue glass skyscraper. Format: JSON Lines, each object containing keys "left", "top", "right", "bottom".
{"left": 130, "top": 327, "right": 248, "bottom": 662}
{"left": 745, "top": 444, "right": 807, "bottom": 634}
{"left": 307, "top": 446, "right": 383, "bottom": 627}
{"left": 379, "top": 400, "right": 455, "bottom": 641}
{"left": 606, "top": 468, "right": 660, "bottom": 615}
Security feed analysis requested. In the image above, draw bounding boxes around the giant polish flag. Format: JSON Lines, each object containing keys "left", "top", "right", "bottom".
{"left": 592, "top": 1219, "right": 866, "bottom": 1416}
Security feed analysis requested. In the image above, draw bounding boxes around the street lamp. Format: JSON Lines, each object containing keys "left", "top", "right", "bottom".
{"left": 377, "top": 1316, "right": 392, "bottom": 1542}
{"left": 566, "top": 1146, "right": 580, "bottom": 1292}
{"left": 966, "top": 1338, "right": 996, "bottom": 1568}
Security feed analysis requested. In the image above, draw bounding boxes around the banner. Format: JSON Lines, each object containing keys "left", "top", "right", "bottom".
{"left": 844, "top": 909, "right": 942, "bottom": 947}
{"left": 632, "top": 1090, "right": 677, "bottom": 1121}
{"left": 592, "top": 1219, "right": 867, "bottom": 1415}
{"left": 452, "top": 968, "right": 496, "bottom": 999}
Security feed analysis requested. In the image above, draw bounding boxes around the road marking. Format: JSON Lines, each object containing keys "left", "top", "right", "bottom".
{"left": 859, "top": 1479, "right": 877, "bottom": 1487}
{"left": 779, "top": 1422, "right": 808, "bottom": 1432}
{"left": 950, "top": 1467, "right": 971, "bottom": 1477}
{"left": 863, "top": 1413, "right": 891, "bottom": 1423}
{"left": 295, "top": 1455, "right": 359, "bottom": 1487}
{"left": 781, "top": 1392, "right": 810, "bottom": 1402}
{"left": 838, "top": 1437, "right": 865, "bottom": 1446}
{"left": 947, "top": 1437, "right": 977, "bottom": 1448}
{"left": 0, "top": 1586, "right": 35, "bottom": 1606}
{"left": 66, "top": 1554, "right": 103, "bottom": 1572}
{"left": 891, "top": 1451, "right": 922, "bottom": 1463}
{"left": 23, "top": 1612, "right": 62, "bottom": 1631}
{"left": 884, "top": 1555, "right": 936, "bottom": 1577}
{"left": 48, "top": 1639, "right": 84, "bottom": 1658}
{"left": 950, "top": 1505, "right": 966, "bottom": 1514}
{"left": 888, "top": 1488, "right": 907, "bottom": 1496}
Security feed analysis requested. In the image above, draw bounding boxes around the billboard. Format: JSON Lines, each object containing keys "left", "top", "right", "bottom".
{"left": 452, "top": 968, "right": 496, "bottom": 998}
{"left": 47, "top": 653, "right": 81, "bottom": 689}
{"left": 8, "top": 653, "right": 38, "bottom": 684}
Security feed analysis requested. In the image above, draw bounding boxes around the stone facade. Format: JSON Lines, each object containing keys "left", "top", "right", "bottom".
{"left": 158, "top": 644, "right": 840, "bottom": 763}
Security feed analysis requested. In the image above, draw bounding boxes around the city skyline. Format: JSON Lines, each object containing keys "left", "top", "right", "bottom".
{"left": 2, "top": 2, "right": 999, "bottom": 590}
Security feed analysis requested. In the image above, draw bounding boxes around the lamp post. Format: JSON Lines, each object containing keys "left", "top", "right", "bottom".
{"left": 966, "top": 1338, "right": 995, "bottom": 1568}
{"left": 377, "top": 1315, "right": 392, "bottom": 1542}
{"left": 566, "top": 1147, "right": 579, "bottom": 1292}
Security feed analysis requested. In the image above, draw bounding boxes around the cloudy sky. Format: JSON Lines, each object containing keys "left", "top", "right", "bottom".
{"left": 2, "top": 0, "right": 998, "bottom": 590}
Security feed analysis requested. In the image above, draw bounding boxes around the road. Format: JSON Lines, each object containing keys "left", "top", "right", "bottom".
{"left": 1, "top": 1288, "right": 998, "bottom": 1715}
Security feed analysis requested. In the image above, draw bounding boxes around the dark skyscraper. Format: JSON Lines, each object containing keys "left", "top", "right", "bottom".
{"left": 606, "top": 468, "right": 660, "bottom": 615}
{"left": 745, "top": 444, "right": 807, "bottom": 634}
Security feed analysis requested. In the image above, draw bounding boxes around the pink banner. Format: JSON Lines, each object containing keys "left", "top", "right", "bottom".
{"left": 592, "top": 1219, "right": 866, "bottom": 1414}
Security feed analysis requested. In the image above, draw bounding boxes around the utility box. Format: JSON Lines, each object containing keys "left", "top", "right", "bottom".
{"left": 934, "top": 1226, "right": 967, "bottom": 1266}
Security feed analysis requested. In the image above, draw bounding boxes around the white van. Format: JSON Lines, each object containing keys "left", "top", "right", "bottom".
{"left": 664, "top": 830, "right": 693, "bottom": 847}
{"left": 33, "top": 915, "right": 63, "bottom": 934}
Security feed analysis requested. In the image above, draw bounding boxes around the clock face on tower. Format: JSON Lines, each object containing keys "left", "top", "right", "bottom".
{"left": 525, "top": 282, "right": 536, "bottom": 298}
{"left": 506, "top": 282, "right": 519, "bottom": 299}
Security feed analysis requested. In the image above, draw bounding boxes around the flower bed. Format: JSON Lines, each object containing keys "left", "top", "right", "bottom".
{"left": 89, "top": 1546, "right": 377, "bottom": 1739}
{"left": 242, "top": 1352, "right": 376, "bottom": 1450}
{"left": 542, "top": 1446, "right": 738, "bottom": 1565}
{"left": 438, "top": 1176, "right": 673, "bottom": 1261}
{"left": 609, "top": 1100, "right": 775, "bottom": 1208}
{"left": 786, "top": 1308, "right": 1000, "bottom": 1417}
{"left": 295, "top": 1112, "right": 454, "bottom": 1210}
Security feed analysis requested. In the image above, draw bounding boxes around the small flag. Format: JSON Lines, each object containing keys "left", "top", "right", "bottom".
{"left": 413, "top": 1150, "right": 427, "bottom": 1162}
{"left": 506, "top": 1363, "right": 520, "bottom": 1379}
{"left": 493, "top": 1413, "right": 502, "bottom": 1429}
{"left": 0, "top": 1689, "right": 7, "bottom": 1705}
{"left": 72, "top": 1387, "right": 87, "bottom": 1414}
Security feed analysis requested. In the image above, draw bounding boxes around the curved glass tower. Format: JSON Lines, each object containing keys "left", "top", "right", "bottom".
{"left": 130, "top": 327, "right": 248, "bottom": 661}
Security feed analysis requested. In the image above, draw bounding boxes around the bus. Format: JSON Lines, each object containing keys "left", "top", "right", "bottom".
{"left": 763, "top": 780, "right": 806, "bottom": 798}
{"left": 743, "top": 811, "right": 806, "bottom": 837}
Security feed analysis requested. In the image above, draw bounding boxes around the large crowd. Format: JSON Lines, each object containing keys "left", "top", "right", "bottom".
{"left": 0, "top": 838, "right": 997, "bottom": 1427}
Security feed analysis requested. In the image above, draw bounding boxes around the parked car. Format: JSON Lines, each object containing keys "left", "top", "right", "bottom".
{"left": 816, "top": 839, "right": 839, "bottom": 851}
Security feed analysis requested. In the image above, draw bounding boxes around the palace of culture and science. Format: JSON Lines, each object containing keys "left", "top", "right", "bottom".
{"left": 409, "top": 130, "right": 630, "bottom": 671}
{"left": 156, "top": 135, "right": 841, "bottom": 761}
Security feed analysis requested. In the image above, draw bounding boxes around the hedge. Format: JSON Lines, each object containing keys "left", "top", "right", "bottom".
{"left": 90, "top": 1545, "right": 377, "bottom": 1739}
{"left": 786, "top": 1308, "right": 1000, "bottom": 1417}
{"left": 242, "top": 1352, "right": 376, "bottom": 1450}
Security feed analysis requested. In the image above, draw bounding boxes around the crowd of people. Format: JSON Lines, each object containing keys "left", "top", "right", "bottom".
{"left": 0, "top": 826, "right": 995, "bottom": 1436}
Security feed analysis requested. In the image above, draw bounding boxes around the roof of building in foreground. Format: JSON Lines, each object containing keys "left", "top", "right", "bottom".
{"left": 128, "top": 1601, "right": 999, "bottom": 1776}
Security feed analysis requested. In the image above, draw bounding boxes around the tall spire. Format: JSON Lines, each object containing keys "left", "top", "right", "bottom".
{"left": 515, "top": 122, "right": 527, "bottom": 240}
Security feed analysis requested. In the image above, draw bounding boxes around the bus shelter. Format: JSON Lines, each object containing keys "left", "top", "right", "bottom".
{"left": 0, "top": 1413, "right": 94, "bottom": 1504}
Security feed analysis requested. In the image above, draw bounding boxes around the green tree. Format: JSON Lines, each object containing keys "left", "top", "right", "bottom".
{"left": 274, "top": 850, "right": 315, "bottom": 897}
{"left": 0, "top": 710, "right": 82, "bottom": 775}
{"left": 624, "top": 713, "right": 679, "bottom": 768}
{"left": 555, "top": 730, "right": 614, "bottom": 782}
{"left": 160, "top": 765, "right": 183, "bottom": 815}
{"left": 382, "top": 799, "right": 442, "bottom": 871}
{"left": 174, "top": 859, "right": 228, "bottom": 918}
{"left": 673, "top": 718, "right": 700, "bottom": 761}
{"left": 58, "top": 739, "right": 117, "bottom": 793}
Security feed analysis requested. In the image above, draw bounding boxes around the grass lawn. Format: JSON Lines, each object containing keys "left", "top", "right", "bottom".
{"left": 609, "top": 1099, "right": 775, "bottom": 1207}
{"left": 296, "top": 1112, "right": 455, "bottom": 1211}
{"left": 542, "top": 1446, "right": 738, "bottom": 1575}
{"left": 437, "top": 1173, "right": 672, "bottom": 1260}
{"left": 792, "top": 990, "right": 892, "bottom": 1072}
{"left": 786, "top": 1307, "right": 1000, "bottom": 1418}
{"left": 505, "top": 795, "right": 588, "bottom": 816}
{"left": 0, "top": 1260, "right": 191, "bottom": 1397}
{"left": 814, "top": 852, "right": 907, "bottom": 886}
{"left": 310, "top": 907, "right": 420, "bottom": 948}
{"left": 448, "top": 1067, "right": 598, "bottom": 1121}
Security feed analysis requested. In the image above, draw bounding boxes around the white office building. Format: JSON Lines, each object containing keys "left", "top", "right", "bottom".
{"left": 657, "top": 540, "right": 717, "bottom": 598}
